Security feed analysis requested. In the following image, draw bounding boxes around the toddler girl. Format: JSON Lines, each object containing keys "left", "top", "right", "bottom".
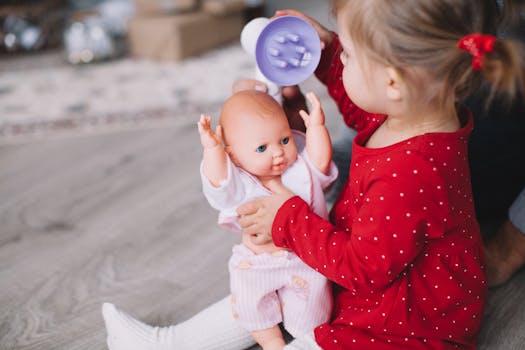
{"left": 103, "top": 1, "right": 524, "bottom": 349}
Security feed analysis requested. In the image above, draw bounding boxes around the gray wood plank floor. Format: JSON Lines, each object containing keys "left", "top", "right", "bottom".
{"left": 1, "top": 119, "right": 524, "bottom": 350}
{"left": 2, "top": 0, "right": 524, "bottom": 347}
{"left": 0, "top": 122, "right": 239, "bottom": 349}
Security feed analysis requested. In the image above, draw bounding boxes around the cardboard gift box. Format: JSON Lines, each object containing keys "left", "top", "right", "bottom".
{"left": 127, "top": 10, "right": 244, "bottom": 61}
{"left": 134, "top": 0, "right": 198, "bottom": 16}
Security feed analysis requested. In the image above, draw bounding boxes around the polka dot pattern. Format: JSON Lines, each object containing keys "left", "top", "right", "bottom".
{"left": 272, "top": 35, "right": 487, "bottom": 350}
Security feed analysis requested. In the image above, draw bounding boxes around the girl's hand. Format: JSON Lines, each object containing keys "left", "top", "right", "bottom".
{"left": 197, "top": 114, "right": 223, "bottom": 149}
{"left": 231, "top": 79, "right": 268, "bottom": 94}
{"left": 273, "top": 9, "right": 334, "bottom": 49}
{"left": 237, "top": 179, "right": 295, "bottom": 245}
{"left": 299, "top": 92, "right": 325, "bottom": 128}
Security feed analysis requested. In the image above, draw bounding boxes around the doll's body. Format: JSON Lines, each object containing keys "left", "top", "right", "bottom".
{"left": 197, "top": 90, "right": 335, "bottom": 350}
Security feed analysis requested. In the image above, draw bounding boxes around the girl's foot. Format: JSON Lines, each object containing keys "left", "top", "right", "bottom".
{"left": 485, "top": 220, "right": 525, "bottom": 287}
{"left": 102, "top": 303, "right": 173, "bottom": 350}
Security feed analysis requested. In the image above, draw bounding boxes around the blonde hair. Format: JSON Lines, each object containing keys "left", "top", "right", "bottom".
{"left": 333, "top": 0, "right": 525, "bottom": 109}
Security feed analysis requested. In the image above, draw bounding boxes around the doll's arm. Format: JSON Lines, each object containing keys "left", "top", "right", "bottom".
{"left": 299, "top": 92, "right": 333, "bottom": 175}
{"left": 197, "top": 114, "right": 228, "bottom": 187}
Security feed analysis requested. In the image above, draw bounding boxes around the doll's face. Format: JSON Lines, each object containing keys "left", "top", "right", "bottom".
{"left": 220, "top": 91, "right": 298, "bottom": 180}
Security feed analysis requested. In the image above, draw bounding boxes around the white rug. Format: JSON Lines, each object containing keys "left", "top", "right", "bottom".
{"left": 0, "top": 44, "right": 254, "bottom": 143}
{"left": 0, "top": 42, "right": 339, "bottom": 144}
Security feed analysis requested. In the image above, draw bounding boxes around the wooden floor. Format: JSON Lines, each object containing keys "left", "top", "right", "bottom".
{"left": 0, "top": 123, "right": 239, "bottom": 349}
{"left": 1, "top": 120, "right": 524, "bottom": 350}
{"left": 2, "top": 0, "right": 525, "bottom": 348}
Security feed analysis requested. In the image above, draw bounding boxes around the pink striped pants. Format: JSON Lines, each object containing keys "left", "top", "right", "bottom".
{"left": 228, "top": 244, "right": 332, "bottom": 337}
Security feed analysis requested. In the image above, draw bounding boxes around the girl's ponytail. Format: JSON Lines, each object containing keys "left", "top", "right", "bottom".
{"left": 481, "top": 38, "right": 525, "bottom": 103}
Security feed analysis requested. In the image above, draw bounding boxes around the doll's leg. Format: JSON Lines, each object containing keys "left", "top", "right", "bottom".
{"left": 283, "top": 333, "right": 321, "bottom": 350}
{"left": 102, "top": 297, "right": 256, "bottom": 350}
{"left": 251, "top": 326, "right": 286, "bottom": 350}
{"left": 279, "top": 257, "right": 332, "bottom": 339}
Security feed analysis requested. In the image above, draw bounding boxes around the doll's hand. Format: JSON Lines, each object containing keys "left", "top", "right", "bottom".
{"left": 273, "top": 9, "right": 334, "bottom": 49}
{"left": 237, "top": 179, "right": 295, "bottom": 245}
{"left": 197, "top": 114, "right": 223, "bottom": 149}
{"left": 299, "top": 92, "right": 325, "bottom": 129}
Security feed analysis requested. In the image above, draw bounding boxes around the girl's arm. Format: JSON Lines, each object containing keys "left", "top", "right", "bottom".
{"left": 271, "top": 158, "right": 451, "bottom": 293}
{"left": 239, "top": 154, "right": 450, "bottom": 293}
{"left": 315, "top": 34, "right": 379, "bottom": 132}
{"left": 299, "top": 92, "right": 332, "bottom": 175}
{"left": 197, "top": 114, "right": 228, "bottom": 187}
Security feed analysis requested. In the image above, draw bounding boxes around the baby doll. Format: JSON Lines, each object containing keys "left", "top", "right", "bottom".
{"left": 197, "top": 90, "right": 337, "bottom": 350}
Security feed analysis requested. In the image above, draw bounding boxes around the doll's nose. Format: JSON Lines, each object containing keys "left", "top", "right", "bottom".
{"left": 273, "top": 147, "right": 284, "bottom": 157}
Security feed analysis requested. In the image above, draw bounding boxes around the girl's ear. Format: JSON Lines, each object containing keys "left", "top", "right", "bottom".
{"left": 385, "top": 67, "right": 403, "bottom": 101}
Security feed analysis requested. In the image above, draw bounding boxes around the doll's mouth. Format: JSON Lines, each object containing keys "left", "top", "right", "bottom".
{"left": 273, "top": 162, "right": 286, "bottom": 170}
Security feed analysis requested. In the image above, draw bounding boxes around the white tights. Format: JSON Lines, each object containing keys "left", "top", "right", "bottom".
{"left": 102, "top": 296, "right": 321, "bottom": 350}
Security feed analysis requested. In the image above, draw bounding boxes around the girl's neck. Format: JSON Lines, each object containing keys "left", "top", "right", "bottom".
{"left": 367, "top": 106, "right": 460, "bottom": 148}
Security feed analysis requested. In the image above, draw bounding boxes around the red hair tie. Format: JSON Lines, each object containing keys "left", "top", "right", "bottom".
{"left": 457, "top": 33, "right": 496, "bottom": 71}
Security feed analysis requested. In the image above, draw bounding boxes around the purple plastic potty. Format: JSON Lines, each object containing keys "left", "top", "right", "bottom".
{"left": 255, "top": 15, "right": 322, "bottom": 87}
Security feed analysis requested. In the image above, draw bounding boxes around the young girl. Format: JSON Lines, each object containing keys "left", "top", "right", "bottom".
{"left": 197, "top": 90, "right": 336, "bottom": 350}
{"left": 103, "top": 1, "right": 524, "bottom": 349}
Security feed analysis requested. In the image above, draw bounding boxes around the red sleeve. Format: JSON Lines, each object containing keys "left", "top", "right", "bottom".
{"left": 314, "top": 33, "right": 378, "bottom": 132}
{"left": 272, "top": 152, "right": 451, "bottom": 293}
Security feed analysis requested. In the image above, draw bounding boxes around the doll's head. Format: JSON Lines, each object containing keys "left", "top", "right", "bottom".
{"left": 219, "top": 90, "right": 298, "bottom": 181}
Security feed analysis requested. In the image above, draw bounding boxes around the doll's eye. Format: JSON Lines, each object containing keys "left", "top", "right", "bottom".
{"left": 256, "top": 145, "right": 267, "bottom": 153}
{"left": 281, "top": 137, "right": 290, "bottom": 145}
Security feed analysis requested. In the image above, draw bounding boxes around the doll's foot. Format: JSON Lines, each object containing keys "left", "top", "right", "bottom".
{"left": 102, "top": 303, "right": 174, "bottom": 350}
{"left": 485, "top": 220, "right": 525, "bottom": 287}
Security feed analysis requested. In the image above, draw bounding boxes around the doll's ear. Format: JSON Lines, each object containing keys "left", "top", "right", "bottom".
{"left": 224, "top": 146, "right": 240, "bottom": 166}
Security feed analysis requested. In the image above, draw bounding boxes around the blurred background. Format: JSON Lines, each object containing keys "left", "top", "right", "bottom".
{"left": 1, "top": 2, "right": 524, "bottom": 350}
{"left": 0, "top": 2, "right": 339, "bottom": 350}
{"left": 0, "top": 0, "right": 336, "bottom": 143}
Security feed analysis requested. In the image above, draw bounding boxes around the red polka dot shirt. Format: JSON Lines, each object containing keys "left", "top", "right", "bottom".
{"left": 271, "top": 35, "right": 487, "bottom": 349}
